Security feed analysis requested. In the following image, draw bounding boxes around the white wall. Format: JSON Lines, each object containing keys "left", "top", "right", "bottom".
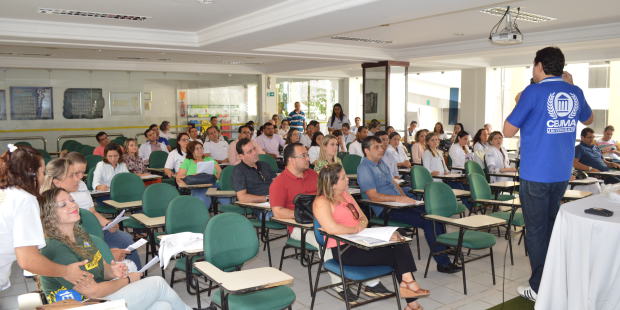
{"left": 459, "top": 68, "right": 487, "bottom": 133}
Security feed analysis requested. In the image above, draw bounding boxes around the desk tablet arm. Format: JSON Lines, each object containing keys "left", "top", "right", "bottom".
{"left": 193, "top": 261, "right": 293, "bottom": 295}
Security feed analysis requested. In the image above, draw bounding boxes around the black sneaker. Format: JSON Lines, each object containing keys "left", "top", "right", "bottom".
{"left": 437, "top": 263, "right": 462, "bottom": 274}
{"left": 363, "top": 282, "right": 393, "bottom": 297}
{"left": 337, "top": 288, "right": 359, "bottom": 302}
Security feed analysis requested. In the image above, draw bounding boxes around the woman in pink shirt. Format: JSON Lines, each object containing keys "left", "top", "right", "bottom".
{"left": 313, "top": 164, "right": 430, "bottom": 310}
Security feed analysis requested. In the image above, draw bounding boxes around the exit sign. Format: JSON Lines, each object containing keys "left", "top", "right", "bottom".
{"left": 267, "top": 91, "right": 275, "bottom": 97}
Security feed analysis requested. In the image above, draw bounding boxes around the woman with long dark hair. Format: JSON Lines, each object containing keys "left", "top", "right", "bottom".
{"left": 0, "top": 145, "right": 91, "bottom": 292}
{"left": 164, "top": 132, "right": 189, "bottom": 179}
{"left": 327, "top": 103, "right": 350, "bottom": 133}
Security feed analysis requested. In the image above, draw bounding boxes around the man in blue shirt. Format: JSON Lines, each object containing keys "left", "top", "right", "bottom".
{"left": 574, "top": 127, "right": 620, "bottom": 183}
{"left": 503, "top": 47, "right": 593, "bottom": 301}
{"left": 357, "top": 136, "right": 460, "bottom": 274}
{"left": 288, "top": 101, "right": 306, "bottom": 133}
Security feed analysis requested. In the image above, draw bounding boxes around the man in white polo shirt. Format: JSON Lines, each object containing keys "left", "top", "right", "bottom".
{"left": 204, "top": 126, "right": 229, "bottom": 164}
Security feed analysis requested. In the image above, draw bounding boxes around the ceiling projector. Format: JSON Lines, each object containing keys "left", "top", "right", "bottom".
{"left": 489, "top": 6, "right": 523, "bottom": 45}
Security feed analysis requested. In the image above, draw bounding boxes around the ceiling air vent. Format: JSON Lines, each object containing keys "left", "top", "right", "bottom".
{"left": 330, "top": 36, "right": 392, "bottom": 44}
{"left": 481, "top": 7, "right": 555, "bottom": 23}
{"left": 39, "top": 8, "right": 149, "bottom": 21}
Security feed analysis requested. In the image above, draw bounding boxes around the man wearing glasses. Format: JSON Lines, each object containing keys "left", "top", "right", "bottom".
{"left": 93, "top": 131, "right": 110, "bottom": 157}
{"left": 233, "top": 138, "right": 276, "bottom": 204}
{"left": 228, "top": 125, "right": 264, "bottom": 166}
{"left": 357, "top": 136, "right": 461, "bottom": 274}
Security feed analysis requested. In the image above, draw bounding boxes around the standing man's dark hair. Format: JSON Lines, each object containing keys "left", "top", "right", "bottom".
{"left": 534, "top": 47, "right": 565, "bottom": 77}
{"left": 503, "top": 46, "right": 593, "bottom": 302}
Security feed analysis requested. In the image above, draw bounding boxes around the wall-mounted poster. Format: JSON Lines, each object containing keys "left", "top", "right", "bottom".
{"left": 0, "top": 90, "right": 5, "bottom": 120}
{"left": 10, "top": 87, "right": 53, "bottom": 120}
{"left": 63, "top": 88, "right": 105, "bottom": 119}
{"left": 109, "top": 91, "right": 141, "bottom": 116}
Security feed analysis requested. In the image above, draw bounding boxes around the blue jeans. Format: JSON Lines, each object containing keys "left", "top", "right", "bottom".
{"left": 190, "top": 188, "right": 212, "bottom": 209}
{"left": 519, "top": 179, "right": 568, "bottom": 293}
{"left": 104, "top": 230, "right": 142, "bottom": 269}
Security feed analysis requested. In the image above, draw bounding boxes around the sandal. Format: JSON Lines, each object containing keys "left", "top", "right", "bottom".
{"left": 399, "top": 280, "right": 430, "bottom": 299}
{"left": 405, "top": 301, "right": 424, "bottom": 310}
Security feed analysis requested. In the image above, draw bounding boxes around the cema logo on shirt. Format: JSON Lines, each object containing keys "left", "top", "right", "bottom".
{"left": 546, "top": 92, "right": 579, "bottom": 134}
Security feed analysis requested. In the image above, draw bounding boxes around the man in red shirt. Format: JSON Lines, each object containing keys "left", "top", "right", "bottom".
{"left": 92, "top": 132, "right": 109, "bottom": 157}
{"left": 269, "top": 142, "right": 391, "bottom": 300}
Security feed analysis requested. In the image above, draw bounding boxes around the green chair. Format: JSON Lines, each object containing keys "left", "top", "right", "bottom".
{"left": 89, "top": 234, "right": 114, "bottom": 264}
{"left": 78, "top": 145, "right": 95, "bottom": 156}
{"left": 342, "top": 154, "right": 362, "bottom": 175}
{"left": 217, "top": 165, "right": 247, "bottom": 215}
{"left": 140, "top": 183, "right": 180, "bottom": 262}
{"left": 195, "top": 213, "right": 296, "bottom": 310}
{"left": 109, "top": 173, "right": 146, "bottom": 231}
{"left": 61, "top": 140, "right": 81, "bottom": 152}
{"left": 148, "top": 151, "right": 169, "bottom": 169}
{"left": 168, "top": 138, "right": 177, "bottom": 149}
{"left": 79, "top": 208, "right": 103, "bottom": 240}
{"left": 85, "top": 155, "right": 103, "bottom": 173}
{"left": 14, "top": 141, "right": 32, "bottom": 147}
{"left": 346, "top": 142, "right": 353, "bottom": 151}
{"left": 166, "top": 196, "right": 210, "bottom": 292}
{"left": 258, "top": 154, "right": 278, "bottom": 173}
{"left": 112, "top": 136, "right": 127, "bottom": 145}
{"left": 37, "top": 149, "right": 52, "bottom": 164}
{"left": 423, "top": 181, "right": 498, "bottom": 295}
{"left": 411, "top": 165, "right": 433, "bottom": 191}
{"left": 465, "top": 160, "right": 487, "bottom": 179}
{"left": 337, "top": 151, "right": 348, "bottom": 161}
{"left": 468, "top": 173, "right": 523, "bottom": 265}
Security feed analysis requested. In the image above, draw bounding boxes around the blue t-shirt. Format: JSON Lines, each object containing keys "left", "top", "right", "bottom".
{"left": 574, "top": 143, "right": 608, "bottom": 171}
{"left": 357, "top": 157, "right": 399, "bottom": 216}
{"left": 506, "top": 77, "right": 592, "bottom": 183}
{"left": 288, "top": 110, "right": 305, "bottom": 132}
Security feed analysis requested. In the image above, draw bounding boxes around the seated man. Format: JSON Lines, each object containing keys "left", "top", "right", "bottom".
{"left": 188, "top": 126, "right": 203, "bottom": 143}
{"left": 574, "top": 127, "right": 620, "bottom": 183}
{"left": 357, "top": 136, "right": 461, "bottom": 274}
{"left": 228, "top": 125, "right": 264, "bottom": 166}
{"left": 204, "top": 126, "right": 229, "bottom": 164}
{"left": 270, "top": 143, "right": 391, "bottom": 299}
{"left": 255, "top": 122, "right": 285, "bottom": 158}
{"left": 348, "top": 126, "right": 368, "bottom": 157}
{"left": 233, "top": 138, "right": 275, "bottom": 204}
{"left": 341, "top": 123, "right": 356, "bottom": 144}
{"left": 93, "top": 132, "right": 109, "bottom": 157}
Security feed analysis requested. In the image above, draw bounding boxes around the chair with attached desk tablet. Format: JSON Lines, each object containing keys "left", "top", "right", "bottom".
{"left": 258, "top": 154, "right": 279, "bottom": 173}
{"left": 107, "top": 173, "right": 146, "bottom": 233}
{"left": 342, "top": 154, "right": 362, "bottom": 175}
{"left": 166, "top": 196, "right": 210, "bottom": 295}
{"left": 79, "top": 208, "right": 104, "bottom": 240}
{"left": 85, "top": 154, "right": 102, "bottom": 174}
{"left": 423, "top": 182, "right": 504, "bottom": 295}
{"left": 465, "top": 160, "right": 488, "bottom": 181}
{"left": 411, "top": 165, "right": 467, "bottom": 216}
{"left": 194, "top": 213, "right": 296, "bottom": 310}
{"left": 215, "top": 165, "right": 247, "bottom": 215}
{"left": 310, "top": 219, "right": 403, "bottom": 310}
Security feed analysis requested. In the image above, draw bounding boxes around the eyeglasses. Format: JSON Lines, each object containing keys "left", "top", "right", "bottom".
{"left": 291, "top": 153, "right": 310, "bottom": 159}
{"left": 345, "top": 203, "right": 359, "bottom": 219}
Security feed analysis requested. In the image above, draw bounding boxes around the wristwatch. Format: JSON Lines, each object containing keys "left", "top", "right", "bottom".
{"left": 587, "top": 166, "right": 592, "bottom": 172}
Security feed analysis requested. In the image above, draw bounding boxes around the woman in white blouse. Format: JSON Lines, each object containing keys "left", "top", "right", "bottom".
{"left": 423, "top": 133, "right": 449, "bottom": 177}
{"left": 389, "top": 132, "right": 411, "bottom": 169}
{"left": 433, "top": 122, "right": 448, "bottom": 140}
{"left": 410, "top": 129, "right": 429, "bottom": 165}
{"left": 92, "top": 143, "right": 129, "bottom": 191}
{"left": 164, "top": 132, "right": 189, "bottom": 178}
{"left": 472, "top": 128, "right": 490, "bottom": 167}
{"left": 308, "top": 131, "right": 324, "bottom": 165}
{"left": 448, "top": 130, "right": 474, "bottom": 171}
{"left": 449, "top": 123, "right": 464, "bottom": 144}
{"left": 278, "top": 120, "right": 290, "bottom": 138}
{"left": 138, "top": 128, "right": 168, "bottom": 163}
{"left": 485, "top": 131, "right": 517, "bottom": 182}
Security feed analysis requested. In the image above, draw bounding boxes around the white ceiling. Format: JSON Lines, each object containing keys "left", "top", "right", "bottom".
{"left": 0, "top": 0, "right": 618, "bottom": 76}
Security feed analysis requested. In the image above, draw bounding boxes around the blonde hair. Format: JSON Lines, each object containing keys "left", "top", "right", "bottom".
{"left": 317, "top": 134, "right": 339, "bottom": 164}
{"left": 123, "top": 138, "right": 138, "bottom": 156}
{"left": 317, "top": 163, "right": 343, "bottom": 203}
{"left": 39, "top": 188, "right": 94, "bottom": 259}
{"left": 40, "top": 158, "right": 73, "bottom": 193}
{"left": 425, "top": 132, "right": 440, "bottom": 157}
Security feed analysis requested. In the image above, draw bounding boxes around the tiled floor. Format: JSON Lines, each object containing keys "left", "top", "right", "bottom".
{"left": 0, "top": 227, "right": 531, "bottom": 310}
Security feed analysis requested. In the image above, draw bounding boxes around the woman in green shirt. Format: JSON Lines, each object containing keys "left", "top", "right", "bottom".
{"left": 314, "top": 134, "right": 342, "bottom": 172}
{"left": 39, "top": 188, "right": 190, "bottom": 309}
{"left": 176, "top": 140, "right": 222, "bottom": 209}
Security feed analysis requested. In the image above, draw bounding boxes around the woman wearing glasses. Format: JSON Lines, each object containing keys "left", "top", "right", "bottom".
{"left": 313, "top": 164, "right": 430, "bottom": 310}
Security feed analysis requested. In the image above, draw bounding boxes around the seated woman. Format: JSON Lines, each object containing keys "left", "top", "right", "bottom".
{"left": 485, "top": 131, "right": 517, "bottom": 183}
{"left": 313, "top": 164, "right": 429, "bottom": 310}
{"left": 472, "top": 128, "right": 489, "bottom": 167}
{"left": 449, "top": 123, "right": 464, "bottom": 144}
{"left": 314, "top": 134, "right": 342, "bottom": 172}
{"left": 138, "top": 128, "right": 169, "bottom": 163}
{"left": 38, "top": 188, "right": 190, "bottom": 309}
{"left": 410, "top": 129, "right": 428, "bottom": 165}
{"left": 164, "top": 132, "right": 189, "bottom": 179}
{"left": 159, "top": 121, "right": 175, "bottom": 140}
{"left": 388, "top": 132, "right": 412, "bottom": 169}
{"left": 308, "top": 131, "right": 324, "bottom": 165}
{"left": 284, "top": 128, "right": 301, "bottom": 150}
{"left": 176, "top": 141, "right": 221, "bottom": 209}
{"left": 448, "top": 131, "right": 474, "bottom": 172}
{"left": 278, "top": 119, "right": 290, "bottom": 137}
{"left": 92, "top": 143, "right": 128, "bottom": 191}
{"left": 122, "top": 139, "right": 148, "bottom": 176}
{"left": 331, "top": 130, "right": 347, "bottom": 153}
{"left": 43, "top": 155, "right": 141, "bottom": 269}
{"left": 424, "top": 133, "right": 466, "bottom": 191}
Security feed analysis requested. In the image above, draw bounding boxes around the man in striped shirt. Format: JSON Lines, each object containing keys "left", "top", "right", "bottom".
{"left": 288, "top": 101, "right": 306, "bottom": 133}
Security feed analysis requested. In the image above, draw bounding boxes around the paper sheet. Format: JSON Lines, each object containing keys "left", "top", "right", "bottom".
{"left": 140, "top": 174, "right": 161, "bottom": 180}
{"left": 102, "top": 210, "right": 130, "bottom": 231}
{"left": 196, "top": 161, "right": 215, "bottom": 174}
{"left": 125, "top": 238, "right": 147, "bottom": 252}
{"left": 340, "top": 226, "right": 399, "bottom": 246}
{"left": 380, "top": 200, "right": 423, "bottom": 207}
{"left": 139, "top": 256, "right": 160, "bottom": 273}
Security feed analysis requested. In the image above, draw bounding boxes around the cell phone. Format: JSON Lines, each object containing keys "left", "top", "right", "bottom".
{"left": 584, "top": 208, "right": 613, "bottom": 217}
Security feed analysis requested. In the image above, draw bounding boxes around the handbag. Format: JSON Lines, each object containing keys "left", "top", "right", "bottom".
{"left": 294, "top": 194, "right": 316, "bottom": 224}
{"left": 183, "top": 173, "right": 216, "bottom": 185}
